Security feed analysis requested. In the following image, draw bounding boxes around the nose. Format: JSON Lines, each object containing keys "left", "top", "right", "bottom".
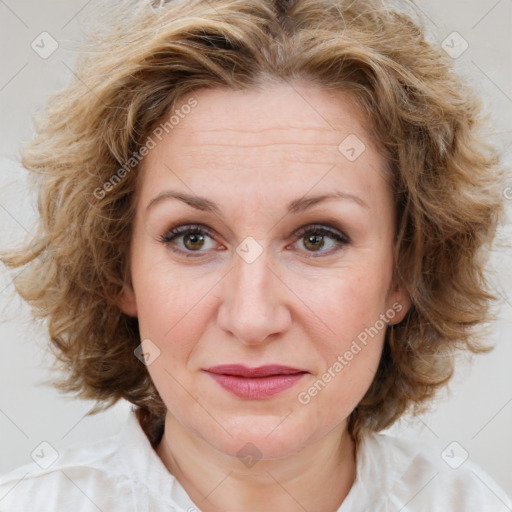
{"left": 216, "top": 246, "right": 292, "bottom": 346}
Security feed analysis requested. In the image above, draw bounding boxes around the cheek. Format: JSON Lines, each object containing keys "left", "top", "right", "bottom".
{"left": 291, "top": 260, "right": 391, "bottom": 399}
{"left": 296, "top": 260, "right": 392, "bottom": 346}
{"left": 134, "top": 271, "right": 208, "bottom": 348}
{"left": 130, "top": 234, "right": 211, "bottom": 336}
{"left": 133, "top": 270, "right": 214, "bottom": 408}
{"left": 293, "top": 277, "right": 388, "bottom": 416}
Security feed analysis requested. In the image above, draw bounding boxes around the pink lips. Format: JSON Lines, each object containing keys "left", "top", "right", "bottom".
{"left": 204, "top": 364, "right": 308, "bottom": 399}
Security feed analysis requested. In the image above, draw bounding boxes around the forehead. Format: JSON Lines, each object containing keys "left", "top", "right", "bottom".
{"left": 138, "top": 81, "right": 390, "bottom": 205}
{"left": 168, "top": 81, "right": 374, "bottom": 150}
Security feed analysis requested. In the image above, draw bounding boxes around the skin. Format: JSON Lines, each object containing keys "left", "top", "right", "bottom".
{"left": 119, "top": 80, "right": 411, "bottom": 512}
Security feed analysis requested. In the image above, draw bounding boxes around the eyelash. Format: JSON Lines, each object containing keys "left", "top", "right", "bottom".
{"left": 158, "top": 223, "right": 350, "bottom": 259}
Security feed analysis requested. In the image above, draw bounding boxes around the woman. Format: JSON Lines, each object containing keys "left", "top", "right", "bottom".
{"left": 1, "top": 0, "right": 510, "bottom": 510}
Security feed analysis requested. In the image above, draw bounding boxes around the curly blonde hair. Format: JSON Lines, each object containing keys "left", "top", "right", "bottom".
{"left": 1, "top": 0, "right": 505, "bottom": 443}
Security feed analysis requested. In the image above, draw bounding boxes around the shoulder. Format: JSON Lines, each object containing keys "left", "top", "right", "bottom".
{"left": 0, "top": 434, "right": 129, "bottom": 512}
{"left": 0, "top": 408, "right": 185, "bottom": 512}
{"left": 352, "top": 433, "right": 512, "bottom": 512}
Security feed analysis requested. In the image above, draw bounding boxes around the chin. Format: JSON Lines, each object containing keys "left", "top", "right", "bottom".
{"left": 189, "top": 414, "right": 313, "bottom": 463}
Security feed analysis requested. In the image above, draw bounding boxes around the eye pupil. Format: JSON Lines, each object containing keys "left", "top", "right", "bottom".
{"left": 184, "top": 232, "right": 204, "bottom": 250}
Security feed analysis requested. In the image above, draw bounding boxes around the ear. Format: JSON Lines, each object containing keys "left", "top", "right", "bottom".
{"left": 118, "top": 284, "right": 138, "bottom": 317}
{"left": 386, "top": 278, "right": 412, "bottom": 325}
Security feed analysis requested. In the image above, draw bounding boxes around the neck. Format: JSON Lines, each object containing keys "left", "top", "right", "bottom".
{"left": 156, "top": 412, "right": 357, "bottom": 512}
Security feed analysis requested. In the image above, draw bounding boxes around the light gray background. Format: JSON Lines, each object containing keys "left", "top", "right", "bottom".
{"left": 1, "top": 0, "right": 511, "bottom": 500}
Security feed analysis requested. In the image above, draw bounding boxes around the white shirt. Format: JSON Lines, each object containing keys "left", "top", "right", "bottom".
{"left": 1, "top": 407, "right": 511, "bottom": 512}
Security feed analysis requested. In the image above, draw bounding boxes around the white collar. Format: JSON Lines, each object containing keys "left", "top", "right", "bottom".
{"left": 117, "top": 407, "right": 199, "bottom": 511}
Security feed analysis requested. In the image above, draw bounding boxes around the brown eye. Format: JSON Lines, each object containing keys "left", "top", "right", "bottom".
{"left": 303, "top": 233, "right": 326, "bottom": 251}
{"left": 158, "top": 224, "right": 218, "bottom": 257}
{"left": 182, "top": 232, "right": 206, "bottom": 251}
{"left": 293, "top": 225, "right": 349, "bottom": 257}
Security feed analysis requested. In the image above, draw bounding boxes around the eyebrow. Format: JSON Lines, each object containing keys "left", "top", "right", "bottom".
{"left": 146, "top": 190, "right": 369, "bottom": 216}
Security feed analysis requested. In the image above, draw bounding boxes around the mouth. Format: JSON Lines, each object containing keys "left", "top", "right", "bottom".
{"left": 204, "top": 364, "right": 309, "bottom": 399}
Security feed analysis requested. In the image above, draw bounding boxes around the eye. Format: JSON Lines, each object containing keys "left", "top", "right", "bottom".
{"left": 158, "top": 222, "right": 350, "bottom": 259}
{"left": 290, "top": 224, "right": 349, "bottom": 257}
{"left": 158, "top": 224, "right": 219, "bottom": 257}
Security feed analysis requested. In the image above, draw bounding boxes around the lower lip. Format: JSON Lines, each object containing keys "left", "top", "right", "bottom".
{"left": 206, "top": 372, "right": 307, "bottom": 399}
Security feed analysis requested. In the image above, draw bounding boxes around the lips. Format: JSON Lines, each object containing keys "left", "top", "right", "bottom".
{"left": 204, "top": 364, "right": 308, "bottom": 399}
{"left": 205, "top": 364, "right": 307, "bottom": 378}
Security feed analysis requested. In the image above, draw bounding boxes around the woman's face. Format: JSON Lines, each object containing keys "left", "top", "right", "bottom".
{"left": 120, "top": 81, "right": 410, "bottom": 460}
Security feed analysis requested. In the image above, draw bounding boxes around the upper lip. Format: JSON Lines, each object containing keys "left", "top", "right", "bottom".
{"left": 205, "top": 364, "right": 308, "bottom": 378}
